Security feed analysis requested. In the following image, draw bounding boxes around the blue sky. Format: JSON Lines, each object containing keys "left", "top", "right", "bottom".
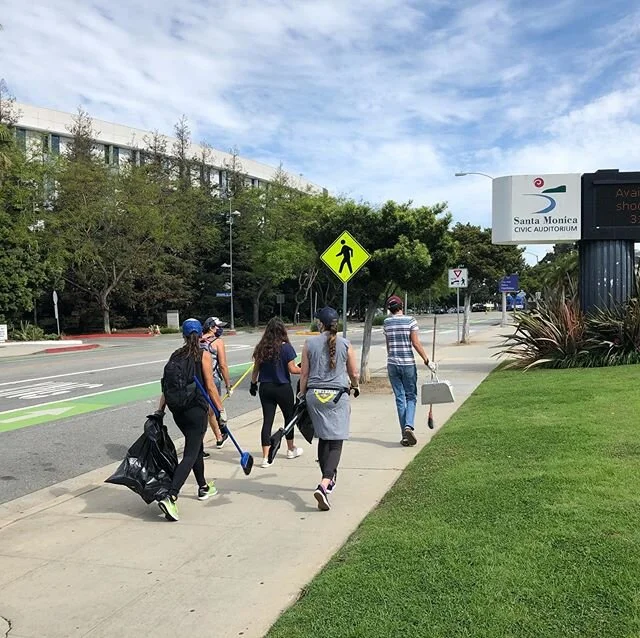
{"left": 2, "top": 0, "right": 640, "bottom": 261}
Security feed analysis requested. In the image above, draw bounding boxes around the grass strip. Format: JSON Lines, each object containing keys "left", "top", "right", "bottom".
{"left": 267, "top": 365, "right": 640, "bottom": 638}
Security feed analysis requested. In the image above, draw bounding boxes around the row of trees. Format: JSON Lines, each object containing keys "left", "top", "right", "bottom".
{"left": 1, "top": 80, "right": 532, "bottom": 370}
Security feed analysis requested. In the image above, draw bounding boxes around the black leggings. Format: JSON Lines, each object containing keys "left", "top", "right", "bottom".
{"left": 318, "top": 439, "right": 343, "bottom": 480}
{"left": 259, "top": 382, "right": 295, "bottom": 447}
{"left": 169, "top": 405, "right": 208, "bottom": 497}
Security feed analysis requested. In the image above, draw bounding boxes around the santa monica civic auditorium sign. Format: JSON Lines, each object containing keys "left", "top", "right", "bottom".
{"left": 493, "top": 170, "right": 640, "bottom": 245}
{"left": 492, "top": 173, "right": 582, "bottom": 244}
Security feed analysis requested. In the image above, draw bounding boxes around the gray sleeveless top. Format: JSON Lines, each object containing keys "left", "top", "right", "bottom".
{"left": 306, "top": 332, "right": 350, "bottom": 390}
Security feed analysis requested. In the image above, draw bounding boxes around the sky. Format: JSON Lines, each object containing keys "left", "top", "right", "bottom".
{"left": 2, "top": 0, "right": 640, "bottom": 262}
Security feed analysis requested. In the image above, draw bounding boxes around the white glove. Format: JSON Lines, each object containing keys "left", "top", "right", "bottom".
{"left": 427, "top": 361, "right": 437, "bottom": 373}
{"left": 226, "top": 387, "right": 234, "bottom": 397}
{"left": 219, "top": 408, "right": 228, "bottom": 422}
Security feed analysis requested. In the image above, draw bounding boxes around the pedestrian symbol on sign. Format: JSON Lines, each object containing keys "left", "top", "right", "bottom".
{"left": 337, "top": 240, "right": 354, "bottom": 275}
{"left": 448, "top": 268, "right": 468, "bottom": 288}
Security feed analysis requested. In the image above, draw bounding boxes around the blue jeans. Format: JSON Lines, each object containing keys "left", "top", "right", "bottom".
{"left": 387, "top": 364, "right": 417, "bottom": 433}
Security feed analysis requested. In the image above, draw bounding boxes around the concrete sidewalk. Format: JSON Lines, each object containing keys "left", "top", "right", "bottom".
{"left": 0, "top": 325, "right": 506, "bottom": 638}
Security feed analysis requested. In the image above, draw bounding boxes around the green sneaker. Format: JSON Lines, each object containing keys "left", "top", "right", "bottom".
{"left": 198, "top": 481, "right": 218, "bottom": 500}
{"left": 158, "top": 496, "right": 179, "bottom": 521}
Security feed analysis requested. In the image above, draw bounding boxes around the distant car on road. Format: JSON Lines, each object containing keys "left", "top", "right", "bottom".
{"left": 432, "top": 306, "right": 447, "bottom": 314}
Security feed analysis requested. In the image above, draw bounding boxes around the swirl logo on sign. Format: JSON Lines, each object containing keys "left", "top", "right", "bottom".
{"left": 523, "top": 177, "right": 567, "bottom": 214}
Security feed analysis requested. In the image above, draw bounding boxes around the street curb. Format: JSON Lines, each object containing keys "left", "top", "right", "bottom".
{"left": 42, "top": 344, "right": 100, "bottom": 354}
{"left": 0, "top": 406, "right": 264, "bottom": 530}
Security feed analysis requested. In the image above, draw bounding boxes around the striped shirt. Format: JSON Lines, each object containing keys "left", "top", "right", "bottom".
{"left": 383, "top": 315, "right": 419, "bottom": 366}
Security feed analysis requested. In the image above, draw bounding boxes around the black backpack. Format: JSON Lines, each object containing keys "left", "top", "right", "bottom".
{"left": 161, "top": 352, "right": 199, "bottom": 411}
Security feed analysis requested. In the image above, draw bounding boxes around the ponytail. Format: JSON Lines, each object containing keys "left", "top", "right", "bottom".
{"left": 327, "top": 321, "right": 338, "bottom": 369}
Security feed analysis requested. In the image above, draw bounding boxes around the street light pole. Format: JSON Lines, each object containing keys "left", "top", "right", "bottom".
{"left": 228, "top": 208, "right": 241, "bottom": 332}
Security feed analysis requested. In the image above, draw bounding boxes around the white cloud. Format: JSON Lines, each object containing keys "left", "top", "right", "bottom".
{"left": 1, "top": 0, "right": 640, "bottom": 259}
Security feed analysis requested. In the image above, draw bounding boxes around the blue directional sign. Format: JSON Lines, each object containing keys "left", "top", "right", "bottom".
{"left": 499, "top": 274, "right": 519, "bottom": 293}
{"left": 216, "top": 292, "right": 232, "bottom": 298}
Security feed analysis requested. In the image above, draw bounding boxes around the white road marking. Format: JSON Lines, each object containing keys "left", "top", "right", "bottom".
{"left": 0, "top": 359, "right": 255, "bottom": 417}
{"left": 0, "top": 359, "right": 166, "bottom": 388}
{"left": 0, "top": 407, "right": 72, "bottom": 424}
{"left": 0, "top": 381, "right": 104, "bottom": 400}
{"left": 0, "top": 344, "right": 254, "bottom": 388}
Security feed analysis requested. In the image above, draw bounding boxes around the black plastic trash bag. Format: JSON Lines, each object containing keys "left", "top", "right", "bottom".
{"left": 105, "top": 415, "right": 178, "bottom": 504}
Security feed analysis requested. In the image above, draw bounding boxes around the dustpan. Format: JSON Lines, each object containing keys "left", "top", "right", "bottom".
{"left": 421, "top": 373, "right": 455, "bottom": 405}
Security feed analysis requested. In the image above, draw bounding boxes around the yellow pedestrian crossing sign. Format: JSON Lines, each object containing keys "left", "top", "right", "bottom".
{"left": 321, "top": 231, "right": 371, "bottom": 283}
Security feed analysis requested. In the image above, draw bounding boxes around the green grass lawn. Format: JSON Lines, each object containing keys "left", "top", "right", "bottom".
{"left": 267, "top": 366, "right": 640, "bottom": 638}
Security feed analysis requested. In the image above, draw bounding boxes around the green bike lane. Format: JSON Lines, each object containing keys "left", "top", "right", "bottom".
{"left": 0, "top": 362, "right": 253, "bottom": 433}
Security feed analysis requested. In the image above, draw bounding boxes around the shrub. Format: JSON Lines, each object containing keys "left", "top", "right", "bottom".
{"left": 9, "top": 321, "right": 46, "bottom": 342}
{"left": 498, "top": 285, "right": 640, "bottom": 370}
{"left": 373, "top": 314, "right": 386, "bottom": 326}
{"left": 159, "top": 326, "right": 181, "bottom": 334}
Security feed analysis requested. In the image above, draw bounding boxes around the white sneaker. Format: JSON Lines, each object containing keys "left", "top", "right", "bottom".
{"left": 286, "top": 447, "right": 304, "bottom": 460}
{"left": 261, "top": 457, "right": 272, "bottom": 468}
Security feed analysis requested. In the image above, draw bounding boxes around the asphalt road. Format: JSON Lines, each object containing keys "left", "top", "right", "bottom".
{"left": 0, "top": 313, "right": 498, "bottom": 503}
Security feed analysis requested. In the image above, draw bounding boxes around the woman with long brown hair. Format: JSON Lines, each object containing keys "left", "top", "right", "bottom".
{"left": 250, "top": 317, "right": 302, "bottom": 467}
{"left": 299, "top": 307, "right": 360, "bottom": 511}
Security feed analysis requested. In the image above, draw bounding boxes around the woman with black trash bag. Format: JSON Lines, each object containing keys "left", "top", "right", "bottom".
{"left": 299, "top": 306, "right": 360, "bottom": 511}
{"left": 155, "top": 318, "right": 223, "bottom": 522}
{"left": 249, "top": 317, "right": 302, "bottom": 468}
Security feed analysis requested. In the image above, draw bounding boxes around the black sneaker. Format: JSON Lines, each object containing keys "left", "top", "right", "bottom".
{"left": 314, "top": 485, "right": 331, "bottom": 511}
{"left": 216, "top": 432, "right": 229, "bottom": 449}
{"left": 401, "top": 437, "right": 410, "bottom": 447}
{"left": 198, "top": 481, "right": 218, "bottom": 500}
{"left": 404, "top": 427, "right": 417, "bottom": 446}
{"left": 327, "top": 470, "right": 337, "bottom": 494}
{"left": 202, "top": 450, "right": 211, "bottom": 458}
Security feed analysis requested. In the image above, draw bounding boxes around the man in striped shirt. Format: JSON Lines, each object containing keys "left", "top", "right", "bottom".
{"left": 383, "top": 295, "right": 436, "bottom": 446}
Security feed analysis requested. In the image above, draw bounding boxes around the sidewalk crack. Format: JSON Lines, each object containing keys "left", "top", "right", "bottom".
{"left": 1, "top": 615, "right": 12, "bottom": 638}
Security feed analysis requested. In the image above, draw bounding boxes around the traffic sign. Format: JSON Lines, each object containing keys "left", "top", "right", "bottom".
{"left": 321, "top": 231, "right": 371, "bottom": 283}
{"left": 216, "top": 292, "right": 232, "bottom": 298}
{"left": 499, "top": 274, "right": 519, "bottom": 292}
{"left": 448, "top": 268, "right": 468, "bottom": 288}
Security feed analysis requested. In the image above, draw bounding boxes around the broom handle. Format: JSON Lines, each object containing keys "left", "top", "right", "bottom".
{"left": 431, "top": 315, "right": 437, "bottom": 373}
{"left": 222, "top": 364, "right": 254, "bottom": 402}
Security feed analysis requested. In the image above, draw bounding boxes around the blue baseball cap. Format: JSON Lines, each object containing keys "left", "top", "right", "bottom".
{"left": 315, "top": 306, "right": 339, "bottom": 327}
{"left": 182, "top": 318, "right": 203, "bottom": 337}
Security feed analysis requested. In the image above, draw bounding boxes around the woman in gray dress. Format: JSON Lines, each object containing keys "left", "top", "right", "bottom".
{"left": 299, "top": 306, "right": 360, "bottom": 511}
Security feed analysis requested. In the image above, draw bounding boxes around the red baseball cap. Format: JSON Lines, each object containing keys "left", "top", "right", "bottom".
{"left": 387, "top": 295, "right": 403, "bottom": 309}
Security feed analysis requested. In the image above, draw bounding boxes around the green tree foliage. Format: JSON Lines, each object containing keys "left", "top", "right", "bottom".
{"left": 0, "top": 89, "right": 58, "bottom": 323}
{"left": 451, "top": 223, "right": 524, "bottom": 342}
{"left": 233, "top": 169, "right": 317, "bottom": 326}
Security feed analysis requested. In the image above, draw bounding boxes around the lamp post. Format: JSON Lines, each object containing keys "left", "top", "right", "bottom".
{"left": 454, "top": 172, "right": 495, "bottom": 180}
{"left": 523, "top": 250, "right": 540, "bottom": 264}
{"left": 455, "top": 171, "right": 508, "bottom": 325}
{"left": 223, "top": 209, "right": 241, "bottom": 331}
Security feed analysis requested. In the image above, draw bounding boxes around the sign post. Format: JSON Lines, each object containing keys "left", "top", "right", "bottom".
{"left": 320, "top": 231, "right": 371, "bottom": 338}
{"left": 276, "top": 293, "right": 285, "bottom": 318}
{"left": 448, "top": 268, "right": 468, "bottom": 343}
{"left": 498, "top": 274, "right": 519, "bottom": 327}
{"left": 52, "top": 290, "right": 60, "bottom": 336}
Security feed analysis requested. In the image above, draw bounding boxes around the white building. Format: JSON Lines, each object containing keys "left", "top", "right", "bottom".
{"left": 13, "top": 103, "right": 325, "bottom": 194}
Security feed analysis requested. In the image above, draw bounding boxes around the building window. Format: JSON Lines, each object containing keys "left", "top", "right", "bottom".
{"left": 112, "top": 146, "right": 120, "bottom": 166}
{"left": 42, "top": 133, "right": 50, "bottom": 153}
{"left": 51, "top": 135, "right": 60, "bottom": 155}
{"left": 15, "top": 128, "right": 26, "bottom": 150}
{"left": 104, "top": 145, "right": 110, "bottom": 164}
